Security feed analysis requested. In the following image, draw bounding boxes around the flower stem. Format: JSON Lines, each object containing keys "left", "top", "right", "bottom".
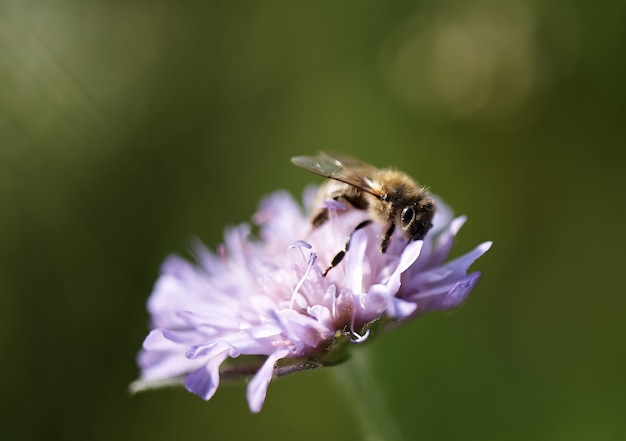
{"left": 332, "top": 349, "right": 406, "bottom": 441}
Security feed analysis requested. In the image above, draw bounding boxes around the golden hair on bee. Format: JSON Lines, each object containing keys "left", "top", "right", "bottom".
{"left": 291, "top": 152, "right": 435, "bottom": 276}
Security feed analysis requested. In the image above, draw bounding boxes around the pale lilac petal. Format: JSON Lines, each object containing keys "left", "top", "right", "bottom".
{"left": 184, "top": 350, "right": 230, "bottom": 400}
{"left": 273, "top": 308, "right": 333, "bottom": 348}
{"left": 254, "top": 191, "right": 307, "bottom": 242}
{"left": 437, "top": 272, "right": 482, "bottom": 309}
{"left": 429, "top": 196, "right": 454, "bottom": 234}
{"left": 247, "top": 323, "right": 284, "bottom": 340}
{"left": 186, "top": 340, "right": 231, "bottom": 360}
{"left": 345, "top": 229, "right": 368, "bottom": 294}
{"left": 444, "top": 241, "right": 492, "bottom": 277}
{"left": 147, "top": 257, "right": 208, "bottom": 328}
{"left": 388, "top": 297, "right": 419, "bottom": 318}
{"left": 427, "top": 216, "right": 467, "bottom": 268}
{"left": 177, "top": 309, "right": 239, "bottom": 333}
{"left": 407, "top": 241, "right": 492, "bottom": 287}
{"left": 363, "top": 284, "right": 418, "bottom": 319}
{"left": 306, "top": 304, "right": 332, "bottom": 324}
{"left": 409, "top": 272, "right": 482, "bottom": 311}
{"left": 362, "top": 285, "right": 389, "bottom": 316}
{"left": 190, "top": 240, "right": 223, "bottom": 274}
{"left": 247, "top": 348, "right": 290, "bottom": 413}
{"left": 138, "top": 348, "right": 206, "bottom": 380}
{"left": 142, "top": 328, "right": 206, "bottom": 351}
{"left": 187, "top": 328, "right": 282, "bottom": 360}
{"left": 387, "top": 239, "right": 423, "bottom": 296}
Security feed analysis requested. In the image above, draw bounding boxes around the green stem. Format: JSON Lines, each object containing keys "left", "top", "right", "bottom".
{"left": 332, "top": 349, "right": 406, "bottom": 441}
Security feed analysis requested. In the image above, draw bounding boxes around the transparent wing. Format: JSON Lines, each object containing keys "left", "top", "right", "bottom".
{"left": 319, "top": 151, "right": 378, "bottom": 173}
{"left": 291, "top": 152, "right": 381, "bottom": 198}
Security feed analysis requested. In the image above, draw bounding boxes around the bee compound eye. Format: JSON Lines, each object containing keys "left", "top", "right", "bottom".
{"left": 401, "top": 206, "right": 415, "bottom": 225}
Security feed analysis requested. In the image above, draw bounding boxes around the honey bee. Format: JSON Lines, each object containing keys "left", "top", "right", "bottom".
{"left": 291, "top": 151, "right": 436, "bottom": 276}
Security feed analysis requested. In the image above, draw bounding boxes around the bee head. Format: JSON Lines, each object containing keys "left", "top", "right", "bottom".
{"left": 399, "top": 198, "right": 436, "bottom": 241}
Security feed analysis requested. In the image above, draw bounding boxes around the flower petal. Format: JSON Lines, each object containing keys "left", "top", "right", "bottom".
{"left": 443, "top": 241, "right": 492, "bottom": 279}
{"left": 184, "top": 350, "right": 231, "bottom": 400}
{"left": 138, "top": 348, "right": 205, "bottom": 380}
{"left": 246, "top": 348, "right": 290, "bottom": 413}
{"left": 407, "top": 241, "right": 492, "bottom": 287}
{"left": 429, "top": 216, "right": 467, "bottom": 267}
{"left": 409, "top": 272, "right": 482, "bottom": 311}
{"left": 345, "top": 229, "right": 368, "bottom": 295}
{"left": 387, "top": 239, "right": 423, "bottom": 296}
{"left": 438, "top": 272, "right": 482, "bottom": 309}
{"left": 254, "top": 191, "right": 308, "bottom": 242}
{"left": 429, "top": 196, "right": 454, "bottom": 234}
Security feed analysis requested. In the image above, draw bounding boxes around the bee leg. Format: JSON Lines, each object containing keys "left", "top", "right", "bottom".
{"left": 380, "top": 222, "right": 396, "bottom": 253}
{"left": 312, "top": 195, "right": 367, "bottom": 228}
{"left": 322, "top": 219, "right": 372, "bottom": 277}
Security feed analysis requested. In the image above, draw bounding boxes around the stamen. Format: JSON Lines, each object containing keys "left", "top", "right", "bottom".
{"left": 348, "top": 307, "right": 371, "bottom": 343}
{"left": 288, "top": 240, "right": 312, "bottom": 250}
{"left": 288, "top": 240, "right": 313, "bottom": 269}
{"left": 350, "top": 328, "right": 370, "bottom": 343}
{"left": 290, "top": 250, "right": 317, "bottom": 309}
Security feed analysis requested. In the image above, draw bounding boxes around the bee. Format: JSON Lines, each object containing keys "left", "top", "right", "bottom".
{"left": 291, "top": 151, "right": 436, "bottom": 276}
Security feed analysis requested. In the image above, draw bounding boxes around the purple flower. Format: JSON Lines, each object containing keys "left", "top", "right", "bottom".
{"left": 132, "top": 187, "right": 491, "bottom": 413}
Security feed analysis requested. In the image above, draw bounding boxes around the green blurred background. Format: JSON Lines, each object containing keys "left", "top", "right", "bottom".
{"left": 2, "top": 0, "right": 625, "bottom": 440}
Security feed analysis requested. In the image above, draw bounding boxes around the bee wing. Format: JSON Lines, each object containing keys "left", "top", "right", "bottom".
{"left": 291, "top": 152, "right": 381, "bottom": 198}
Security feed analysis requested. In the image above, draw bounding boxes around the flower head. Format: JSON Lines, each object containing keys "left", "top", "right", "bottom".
{"left": 133, "top": 187, "right": 491, "bottom": 413}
